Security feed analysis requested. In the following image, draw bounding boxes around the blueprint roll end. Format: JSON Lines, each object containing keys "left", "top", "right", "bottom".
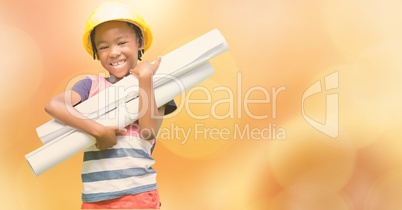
{"left": 25, "top": 155, "right": 39, "bottom": 176}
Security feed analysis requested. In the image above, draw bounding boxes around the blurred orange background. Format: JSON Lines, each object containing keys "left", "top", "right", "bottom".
{"left": 2, "top": 0, "right": 402, "bottom": 209}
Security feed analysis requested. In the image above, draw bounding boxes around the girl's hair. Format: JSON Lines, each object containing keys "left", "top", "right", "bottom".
{"left": 90, "top": 22, "right": 145, "bottom": 60}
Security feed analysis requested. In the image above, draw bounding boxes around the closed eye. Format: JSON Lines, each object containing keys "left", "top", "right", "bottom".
{"left": 118, "top": 41, "right": 128, "bottom": 46}
{"left": 98, "top": 46, "right": 109, "bottom": 51}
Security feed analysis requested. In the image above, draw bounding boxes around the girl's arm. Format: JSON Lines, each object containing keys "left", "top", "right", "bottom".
{"left": 131, "top": 56, "right": 166, "bottom": 140}
{"left": 45, "top": 90, "right": 125, "bottom": 149}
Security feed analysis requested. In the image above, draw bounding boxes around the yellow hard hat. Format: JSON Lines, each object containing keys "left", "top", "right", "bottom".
{"left": 83, "top": 1, "right": 153, "bottom": 59}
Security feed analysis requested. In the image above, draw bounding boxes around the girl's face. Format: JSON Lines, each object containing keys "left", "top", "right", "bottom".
{"left": 94, "top": 21, "right": 143, "bottom": 80}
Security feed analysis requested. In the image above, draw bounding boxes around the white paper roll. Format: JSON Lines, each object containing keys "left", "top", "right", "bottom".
{"left": 26, "top": 62, "right": 215, "bottom": 176}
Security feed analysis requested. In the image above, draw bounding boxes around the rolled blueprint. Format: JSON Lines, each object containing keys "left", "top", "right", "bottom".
{"left": 36, "top": 28, "right": 228, "bottom": 144}
{"left": 26, "top": 62, "right": 215, "bottom": 176}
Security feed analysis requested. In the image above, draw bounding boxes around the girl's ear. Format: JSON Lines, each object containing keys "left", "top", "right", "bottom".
{"left": 138, "top": 38, "right": 145, "bottom": 50}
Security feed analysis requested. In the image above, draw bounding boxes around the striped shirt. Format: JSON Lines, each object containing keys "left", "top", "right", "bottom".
{"left": 72, "top": 75, "right": 176, "bottom": 202}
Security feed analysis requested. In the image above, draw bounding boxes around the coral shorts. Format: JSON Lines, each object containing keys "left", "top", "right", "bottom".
{"left": 81, "top": 190, "right": 160, "bottom": 209}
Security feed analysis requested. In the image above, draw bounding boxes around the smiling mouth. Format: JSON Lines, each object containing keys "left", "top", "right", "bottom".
{"left": 110, "top": 60, "right": 126, "bottom": 67}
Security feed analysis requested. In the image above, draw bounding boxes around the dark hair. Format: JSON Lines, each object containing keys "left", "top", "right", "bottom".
{"left": 90, "top": 22, "right": 145, "bottom": 60}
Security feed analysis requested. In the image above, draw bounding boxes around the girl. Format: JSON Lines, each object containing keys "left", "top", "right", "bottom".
{"left": 45, "top": 1, "right": 175, "bottom": 208}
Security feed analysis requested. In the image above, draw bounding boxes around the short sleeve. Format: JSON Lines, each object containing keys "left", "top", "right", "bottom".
{"left": 164, "top": 100, "right": 177, "bottom": 115}
{"left": 71, "top": 77, "right": 92, "bottom": 102}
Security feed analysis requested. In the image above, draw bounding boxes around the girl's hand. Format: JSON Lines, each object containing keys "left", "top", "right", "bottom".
{"left": 130, "top": 56, "right": 162, "bottom": 78}
{"left": 93, "top": 125, "right": 127, "bottom": 150}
